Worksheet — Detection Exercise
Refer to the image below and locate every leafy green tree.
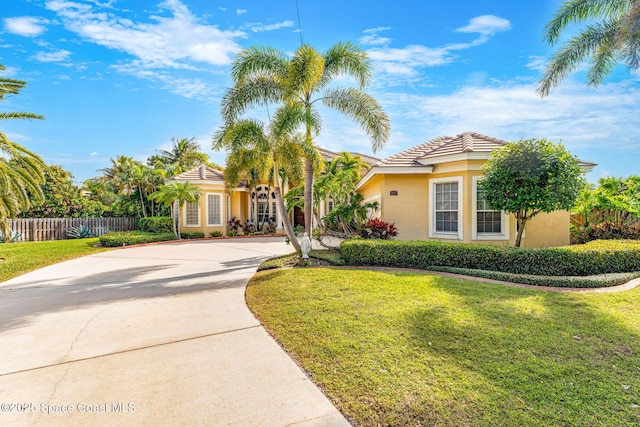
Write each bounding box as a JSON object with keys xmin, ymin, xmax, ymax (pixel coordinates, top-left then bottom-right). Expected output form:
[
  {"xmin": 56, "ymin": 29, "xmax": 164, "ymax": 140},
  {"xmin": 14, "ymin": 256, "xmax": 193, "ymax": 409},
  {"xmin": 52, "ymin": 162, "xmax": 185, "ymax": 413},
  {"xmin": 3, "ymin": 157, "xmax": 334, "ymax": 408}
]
[
  {"xmin": 538, "ymin": 0, "xmax": 640, "ymax": 96},
  {"xmin": 19, "ymin": 165, "xmax": 106, "ymax": 218},
  {"xmin": 480, "ymin": 138, "xmax": 583, "ymax": 247},
  {"xmin": 0, "ymin": 64, "xmax": 48, "ymax": 240},
  {"xmin": 213, "ymin": 119, "xmax": 304, "ymax": 253},
  {"xmin": 149, "ymin": 182, "xmax": 201, "ymax": 239},
  {"xmin": 221, "ymin": 42, "xmax": 390, "ymax": 238}
]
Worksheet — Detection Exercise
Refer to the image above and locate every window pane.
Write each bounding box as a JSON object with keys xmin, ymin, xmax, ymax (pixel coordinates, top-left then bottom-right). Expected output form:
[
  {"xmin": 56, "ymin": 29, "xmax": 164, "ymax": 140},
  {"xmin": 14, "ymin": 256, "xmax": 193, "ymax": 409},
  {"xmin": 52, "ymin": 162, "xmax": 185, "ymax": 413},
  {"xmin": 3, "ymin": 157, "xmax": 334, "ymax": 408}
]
[
  {"xmin": 185, "ymin": 202, "xmax": 199, "ymax": 225},
  {"xmin": 434, "ymin": 182, "xmax": 459, "ymax": 233},
  {"xmin": 208, "ymin": 194, "xmax": 221, "ymax": 225}
]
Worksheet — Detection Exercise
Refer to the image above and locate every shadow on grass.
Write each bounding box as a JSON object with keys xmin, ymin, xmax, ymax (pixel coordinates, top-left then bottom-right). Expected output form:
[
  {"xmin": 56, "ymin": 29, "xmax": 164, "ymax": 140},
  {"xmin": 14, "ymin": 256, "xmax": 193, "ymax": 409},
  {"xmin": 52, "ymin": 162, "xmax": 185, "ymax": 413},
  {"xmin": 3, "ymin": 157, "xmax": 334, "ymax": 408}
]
[{"xmin": 406, "ymin": 277, "xmax": 640, "ymax": 426}]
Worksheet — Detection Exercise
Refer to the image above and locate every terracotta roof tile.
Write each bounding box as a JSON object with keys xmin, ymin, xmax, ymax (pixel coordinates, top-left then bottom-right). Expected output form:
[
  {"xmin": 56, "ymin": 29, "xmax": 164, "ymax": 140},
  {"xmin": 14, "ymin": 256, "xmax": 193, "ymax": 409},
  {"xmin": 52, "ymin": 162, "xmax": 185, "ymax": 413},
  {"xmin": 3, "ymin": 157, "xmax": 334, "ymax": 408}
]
[
  {"xmin": 170, "ymin": 165, "xmax": 225, "ymax": 182},
  {"xmin": 379, "ymin": 132, "xmax": 510, "ymax": 167}
]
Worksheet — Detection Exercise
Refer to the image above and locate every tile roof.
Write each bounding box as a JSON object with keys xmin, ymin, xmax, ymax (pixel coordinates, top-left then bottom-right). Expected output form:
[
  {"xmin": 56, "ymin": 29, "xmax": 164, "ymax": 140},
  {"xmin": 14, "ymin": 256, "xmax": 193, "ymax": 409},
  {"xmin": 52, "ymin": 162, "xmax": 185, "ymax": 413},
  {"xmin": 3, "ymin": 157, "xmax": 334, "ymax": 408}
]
[
  {"xmin": 379, "ymin": 132, "xmax": 509, "ymax": 167},
  {"xmin": 170, "ymin": 165, "xmax": 225, "ymax": 182},
  {"xmin": 317, "ymin": 148, "xmax": 381, "ymax": 166}
]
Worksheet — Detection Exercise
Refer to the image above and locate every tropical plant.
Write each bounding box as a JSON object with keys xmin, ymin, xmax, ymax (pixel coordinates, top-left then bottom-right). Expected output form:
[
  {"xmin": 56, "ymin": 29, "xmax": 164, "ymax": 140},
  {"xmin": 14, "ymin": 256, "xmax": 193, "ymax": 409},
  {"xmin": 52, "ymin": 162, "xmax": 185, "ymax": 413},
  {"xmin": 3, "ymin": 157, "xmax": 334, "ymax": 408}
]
[
  {"xmin": 149, "ymin": 182, "xmax": 201, "ymax": 239},
  {"xmin": 480, "ymin": 138, "xmax": 583, "ymax": 247},
  {"xmin": 66, "ymin": 224, "xmax": 95, "ymax": 239},
  {"xmin": 0, "ymin": 229, "xmax": 21, "ymax": 243},
  {"xmin": 322, "ymin": 193, "xmax": 380, "ymax": 235},
  {"xmin": 227, "ymin": 216, "xmax": 242, "ymax": 236},
  {"xmin": 359, "ymin": 218, "xmax": 398, "ymax": 240},
  {"xmin": 149, "ymin": 137, "xmax": 214, "ymax": 174},
  {"xmin": 221, "ymin": 42, "xmax": 390, "ymax": 239},
  {"xmin": 0, "ymin": 63, "xmax": 48, "ymax": 241},
  {"xmin": 213, "ymin": 119, "xmax": 304, "ymax": 253},
  {"xmin": 538, "ymin": 0, "xmax": 640, "ymax": 96}
]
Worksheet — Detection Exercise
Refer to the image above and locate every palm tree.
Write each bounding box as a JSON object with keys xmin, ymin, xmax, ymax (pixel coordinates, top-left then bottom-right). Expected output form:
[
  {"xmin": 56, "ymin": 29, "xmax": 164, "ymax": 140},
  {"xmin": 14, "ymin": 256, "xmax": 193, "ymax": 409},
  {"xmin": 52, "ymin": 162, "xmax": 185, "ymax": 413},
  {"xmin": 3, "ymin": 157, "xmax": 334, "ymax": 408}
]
[
  {"xmin": 538, "ymin": 0, "xmax": 640, "ymax": 96},
  {"xmin": 149, "ymin": 182, "xmax": 201, "ymax": 239},
  {"xmin": 213, "ymin": 119, "xmax": 304, "ymax": 253},
  {"xmin": 152, "ymin": 137, "xmax": 211, "ymax": 174},
  {"xmin": 221, "ymin": 42, "xmax": 390, "ymax": 238},
  {"xmin": 0, "ymin": 64, "xmax": 47, "ymax": 241}
]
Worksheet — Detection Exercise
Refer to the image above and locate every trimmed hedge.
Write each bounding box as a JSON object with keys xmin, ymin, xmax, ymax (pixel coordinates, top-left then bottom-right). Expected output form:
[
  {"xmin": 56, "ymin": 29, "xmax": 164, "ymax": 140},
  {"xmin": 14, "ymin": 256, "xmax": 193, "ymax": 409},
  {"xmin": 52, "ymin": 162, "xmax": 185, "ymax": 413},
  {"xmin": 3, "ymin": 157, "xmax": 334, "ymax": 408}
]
[
  {"xmin": 99, "ymin": 231, "xmax": 175, "ymax": 247},
  {"xmin": 138, "ymin": 216, "xmax": 173, "ymax": 233},
  {"xmin": 340, "ymin": 239, "xmax": 640, "ymax": 276},
  {"xmin": 427, "ymin": 266, "xmax": 640, "ymax": 288},
  {"xmin": 180, "ymin": 232, "xmax": 205, "ymax": 239}
]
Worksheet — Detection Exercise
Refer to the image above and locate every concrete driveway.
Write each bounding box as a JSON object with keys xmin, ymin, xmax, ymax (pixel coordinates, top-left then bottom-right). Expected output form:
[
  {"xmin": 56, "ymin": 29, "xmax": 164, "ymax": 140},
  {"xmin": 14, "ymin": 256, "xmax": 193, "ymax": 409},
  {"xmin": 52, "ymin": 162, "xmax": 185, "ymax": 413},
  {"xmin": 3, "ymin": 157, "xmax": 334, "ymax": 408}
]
[{"xmin": 0, "ymin": 238, "xmax": 350, "ymax": 426}]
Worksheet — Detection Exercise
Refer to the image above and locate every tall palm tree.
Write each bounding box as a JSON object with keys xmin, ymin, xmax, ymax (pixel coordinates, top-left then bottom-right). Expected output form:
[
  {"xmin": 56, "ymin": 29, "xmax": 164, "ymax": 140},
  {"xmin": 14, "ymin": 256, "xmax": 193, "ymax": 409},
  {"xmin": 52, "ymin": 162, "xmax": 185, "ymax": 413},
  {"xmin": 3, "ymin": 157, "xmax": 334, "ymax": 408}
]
[
  {"xmin": 213, "ymin": 119, "xmax": 304, "ymax": 253},
  {"xmin": 221, "ymin": 42, "xmax": 390, "ymax": 237},
  {"xmin": 0, "ymin": 64, "xmax": 47, "ymax": 241},
  {"xmin": 149, "ymin": 182, "xmax": 201, "ymax": 239},
  {"xmin": 538, "ymin": 0, "xmax": 640, "ymax": 96}
]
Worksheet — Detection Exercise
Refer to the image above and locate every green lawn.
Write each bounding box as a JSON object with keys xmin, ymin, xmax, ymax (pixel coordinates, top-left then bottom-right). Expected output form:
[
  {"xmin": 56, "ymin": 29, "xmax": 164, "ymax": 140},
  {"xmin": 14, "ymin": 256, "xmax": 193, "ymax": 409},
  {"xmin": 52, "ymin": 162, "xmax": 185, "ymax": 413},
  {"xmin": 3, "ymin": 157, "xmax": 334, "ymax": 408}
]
[
  {"xmin": 247, "ymin": 268, "xmax": 640, "ymax": 426},
  {"xmin": 0, "ymin": 238, "xmax": 112, "ymax": 283}
]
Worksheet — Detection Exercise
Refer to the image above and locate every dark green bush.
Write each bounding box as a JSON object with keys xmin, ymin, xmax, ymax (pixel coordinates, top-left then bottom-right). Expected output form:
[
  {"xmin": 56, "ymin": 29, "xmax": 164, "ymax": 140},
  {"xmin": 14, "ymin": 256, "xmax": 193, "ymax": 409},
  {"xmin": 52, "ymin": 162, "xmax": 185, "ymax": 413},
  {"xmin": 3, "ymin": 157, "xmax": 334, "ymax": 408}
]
[
  {"xmin": 572, "ymin": 221, "xmax": 640, "ymax": 244},
  {"xmin": 340, "ymin": 239, "xmax": 640, "ymax": 276},
  {"xmin": 138, "ymin": 216, "xmax": 173, "ymax": 233},
  {"xmin": 179, "ymin": 232, "xmax": 205, "ymax": 239},
  {"xmin": 99, "ymin": 231, "xmax": 175, "ymax": 247}
]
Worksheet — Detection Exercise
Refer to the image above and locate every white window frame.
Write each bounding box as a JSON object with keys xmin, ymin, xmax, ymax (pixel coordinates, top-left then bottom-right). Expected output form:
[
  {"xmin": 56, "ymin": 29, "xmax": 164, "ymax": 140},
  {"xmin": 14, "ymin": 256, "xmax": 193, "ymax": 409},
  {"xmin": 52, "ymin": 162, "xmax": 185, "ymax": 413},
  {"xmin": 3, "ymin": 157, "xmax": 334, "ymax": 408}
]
[
  {"xmin": 429, "ymin": 177, "xmax": 463, "ymax": 240},
  {"xmin": 472, "ymin": 176, "xmax": 509, "ymax": 241},
  {"xmin": 206, "ymin": 192, "xmax": 223, "ymax": 226},
  {"xmin": 183, "ymin": 201, "xmax": 200, "ymax": 227}
]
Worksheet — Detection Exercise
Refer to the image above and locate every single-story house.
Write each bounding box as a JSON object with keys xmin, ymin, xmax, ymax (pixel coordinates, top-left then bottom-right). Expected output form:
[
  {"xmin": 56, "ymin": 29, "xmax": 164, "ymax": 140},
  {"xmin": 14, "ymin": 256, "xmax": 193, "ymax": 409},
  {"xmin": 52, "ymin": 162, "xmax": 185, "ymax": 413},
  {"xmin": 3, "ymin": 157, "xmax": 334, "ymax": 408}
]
[{"xmin": 170, "ymin": 132, "xmax": 595, "ymax": 247}]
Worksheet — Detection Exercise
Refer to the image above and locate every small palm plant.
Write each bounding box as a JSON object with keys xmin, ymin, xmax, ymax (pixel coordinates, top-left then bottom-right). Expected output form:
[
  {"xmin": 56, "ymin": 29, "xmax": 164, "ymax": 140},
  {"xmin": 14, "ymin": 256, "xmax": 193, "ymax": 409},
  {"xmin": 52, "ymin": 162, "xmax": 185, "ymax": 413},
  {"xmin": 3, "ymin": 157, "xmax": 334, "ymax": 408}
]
[{"xmin": 149, "ymin": 182, "xmax": 201, "ymax": 239}]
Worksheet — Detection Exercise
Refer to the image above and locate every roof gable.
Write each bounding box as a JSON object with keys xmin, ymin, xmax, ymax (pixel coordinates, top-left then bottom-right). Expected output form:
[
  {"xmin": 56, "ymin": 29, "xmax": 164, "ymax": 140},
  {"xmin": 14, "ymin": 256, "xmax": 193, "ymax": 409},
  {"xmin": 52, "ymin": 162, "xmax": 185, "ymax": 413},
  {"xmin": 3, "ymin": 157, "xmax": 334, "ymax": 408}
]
[
  {"xmin": 170, "ymin": 165, "xmax": 225, "ymax": 182},
  {"xmin": 379, "ymin": 132, "xmax": 509, "ymax": 167}
]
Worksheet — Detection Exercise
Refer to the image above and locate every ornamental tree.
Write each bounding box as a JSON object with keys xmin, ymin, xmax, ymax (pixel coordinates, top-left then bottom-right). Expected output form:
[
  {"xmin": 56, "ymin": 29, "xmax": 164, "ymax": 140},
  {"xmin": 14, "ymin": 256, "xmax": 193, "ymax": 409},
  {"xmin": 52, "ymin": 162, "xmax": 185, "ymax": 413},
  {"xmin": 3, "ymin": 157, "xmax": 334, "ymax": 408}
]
[{"xmin": 480, "ymin": 138, "xmax": 583, "ymax": 247}]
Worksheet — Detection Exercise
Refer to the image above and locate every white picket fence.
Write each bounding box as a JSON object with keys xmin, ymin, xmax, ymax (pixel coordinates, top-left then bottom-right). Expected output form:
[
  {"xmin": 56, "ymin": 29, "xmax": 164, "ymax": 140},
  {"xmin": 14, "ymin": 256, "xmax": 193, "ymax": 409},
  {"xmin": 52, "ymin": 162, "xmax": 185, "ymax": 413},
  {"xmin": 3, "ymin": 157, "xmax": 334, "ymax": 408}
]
[{"xmin": 9, "ymin": 217, "xmax": 137, "ymax": 242}]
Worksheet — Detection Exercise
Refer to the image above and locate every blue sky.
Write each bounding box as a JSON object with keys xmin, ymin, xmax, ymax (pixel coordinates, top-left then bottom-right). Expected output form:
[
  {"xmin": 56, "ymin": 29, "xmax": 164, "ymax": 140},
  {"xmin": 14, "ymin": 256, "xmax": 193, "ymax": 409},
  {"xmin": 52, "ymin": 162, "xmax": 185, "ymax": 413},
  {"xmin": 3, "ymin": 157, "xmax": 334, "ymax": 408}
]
[{"xmin": 1, "ymin": 0, "xmax": 639, "ymax": 184}]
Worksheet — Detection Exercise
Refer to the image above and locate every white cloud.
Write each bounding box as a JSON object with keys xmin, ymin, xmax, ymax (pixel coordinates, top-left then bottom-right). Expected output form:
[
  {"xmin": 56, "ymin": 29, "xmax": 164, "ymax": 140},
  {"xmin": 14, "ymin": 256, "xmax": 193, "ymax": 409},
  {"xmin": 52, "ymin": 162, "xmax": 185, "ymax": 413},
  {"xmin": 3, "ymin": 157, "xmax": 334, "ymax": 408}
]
[
  {"xmin": 526, "ymin": 55, "xmax": 547, "ymax": 71},
  {"xmin": 31, "ymin": 49, "xmax": 71, "ymax": 62},
  {"xmin": 455, "ymin": 15, "xmax": 511, "ymax": 35},
  {"xmin": 45, "ymin": 0, "xmax": 244, "ymax": 70},
  {"xmin": 365, "ymin": 15, "xmax": 511, "ymax": 79},
  {"xmin": 236, "ymin": 9, "xmax": 247, "ymax": 15},
  {"xmin": 359, "ymin": 27, "xmax": 392, "ymax": 46},
  {"xmin": 243, "ymin": 20, "xmax": 295, "ymax": 33},
  {"xmin": 374, "ymin": 79, "xmax": 640, "ymax": 160},
  {"xmin": 3, "ymin": 16, "xmax": 50, "ymax": 37}
]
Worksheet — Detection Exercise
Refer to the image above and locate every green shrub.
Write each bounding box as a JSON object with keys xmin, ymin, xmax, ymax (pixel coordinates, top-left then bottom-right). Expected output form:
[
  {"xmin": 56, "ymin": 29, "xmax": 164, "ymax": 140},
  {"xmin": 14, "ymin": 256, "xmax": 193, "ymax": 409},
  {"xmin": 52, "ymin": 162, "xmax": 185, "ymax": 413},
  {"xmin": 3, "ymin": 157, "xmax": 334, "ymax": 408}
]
[
  {"xmin": 427, "ymin": 266, "xmax": 640, "ymax": 288},
  {"xmin": 572, "ymin": 221, "xmax": 640, "ymax": 244},
  {"xmin": 99, "ymin": 231, "xmax": 175, "ymax": 247},
  {"xmin": 209, "ymin": 231, "xmax": 223, "ymax": 238},
  {"xmin": 179, "ymin": 231, "xmax": 205, "ymax": 239},
  {"xmin": 340, "ymin": 239, "xmax": 640, "ymax": 276},
  {"xmin": 138, "ymin": 216, "xmax": 173, "ymax": 233}
]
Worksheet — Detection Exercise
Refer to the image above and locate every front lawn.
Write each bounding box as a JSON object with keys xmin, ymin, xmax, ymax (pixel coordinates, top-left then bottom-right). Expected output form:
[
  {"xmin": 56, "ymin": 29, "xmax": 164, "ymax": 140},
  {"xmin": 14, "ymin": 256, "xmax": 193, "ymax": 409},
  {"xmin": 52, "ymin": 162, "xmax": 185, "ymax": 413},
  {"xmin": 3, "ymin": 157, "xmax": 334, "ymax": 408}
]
[
  {"xmin": 247, "ymin": 268, "xmax": 640, "ymax": 426},
  {"xmin": 0, "ymin": 238, "xmax": 111, "ymax": 283}
]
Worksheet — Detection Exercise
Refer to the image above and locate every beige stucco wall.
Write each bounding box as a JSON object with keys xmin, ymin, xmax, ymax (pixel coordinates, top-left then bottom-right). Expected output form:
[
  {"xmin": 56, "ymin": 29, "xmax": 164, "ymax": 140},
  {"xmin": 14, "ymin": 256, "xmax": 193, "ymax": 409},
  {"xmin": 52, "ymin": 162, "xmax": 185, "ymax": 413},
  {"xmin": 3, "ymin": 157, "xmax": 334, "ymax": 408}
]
[
  {"xmin": 357, "ymin": 160, "xmax": 571, "ymax": 247},
  {"xmin": 519, "ymin": 210, "xmax": 570, "ymax": 248},
  {"xmin": 180, "ymin": 183, "xmax": 227, "ymax": 236}
]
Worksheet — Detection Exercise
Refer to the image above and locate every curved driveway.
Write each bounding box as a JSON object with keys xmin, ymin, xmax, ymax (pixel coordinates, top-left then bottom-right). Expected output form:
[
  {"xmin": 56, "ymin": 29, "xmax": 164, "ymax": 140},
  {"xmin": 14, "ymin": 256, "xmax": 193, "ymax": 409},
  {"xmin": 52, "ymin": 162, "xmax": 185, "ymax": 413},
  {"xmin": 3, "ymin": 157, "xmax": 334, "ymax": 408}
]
[{"xmin": 0, "ymin": 238, "xmax": 349, "ymax": 426}]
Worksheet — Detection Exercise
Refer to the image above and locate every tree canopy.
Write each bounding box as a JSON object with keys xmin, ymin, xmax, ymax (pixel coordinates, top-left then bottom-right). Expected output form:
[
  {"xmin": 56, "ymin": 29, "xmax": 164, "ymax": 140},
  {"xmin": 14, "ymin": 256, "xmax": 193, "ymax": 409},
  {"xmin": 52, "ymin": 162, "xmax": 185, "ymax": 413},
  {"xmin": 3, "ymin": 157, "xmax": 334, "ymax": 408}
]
[{"xmin": 480, "ymin": 138, "xmax": 583, "ymax": 247}]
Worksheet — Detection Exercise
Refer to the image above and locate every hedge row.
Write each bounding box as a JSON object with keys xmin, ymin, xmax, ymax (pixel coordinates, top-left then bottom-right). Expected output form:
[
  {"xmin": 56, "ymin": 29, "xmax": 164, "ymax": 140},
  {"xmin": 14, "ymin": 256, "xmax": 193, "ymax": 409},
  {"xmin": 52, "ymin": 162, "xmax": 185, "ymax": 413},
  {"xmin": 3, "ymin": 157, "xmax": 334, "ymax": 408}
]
[
  {"xmin": 340, "ymin": 240, "xmax": 640, "ymax": 276},
  {"xmin": 138, "ymin": 216, "xmax": 173, "ymax": 233},
  {"xmin": 426, "ymin": 266, "xmax": 640, "ymax": 288},
  {"xmin": 99, "ymin": 231, "xmax": 206, "ymax": 247},
  {"xmin": 99, "ymin": 231, "xmax": 175, "ymax": 247}
]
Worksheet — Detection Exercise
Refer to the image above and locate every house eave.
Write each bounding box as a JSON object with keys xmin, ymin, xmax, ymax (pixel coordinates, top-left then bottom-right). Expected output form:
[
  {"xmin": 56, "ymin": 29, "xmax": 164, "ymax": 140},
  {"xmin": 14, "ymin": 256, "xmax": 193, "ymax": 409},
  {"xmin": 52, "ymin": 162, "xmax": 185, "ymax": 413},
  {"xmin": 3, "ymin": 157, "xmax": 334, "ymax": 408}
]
[{"xmin": 356, "ymin": 165, "xmax": 434, "ymax": 190}]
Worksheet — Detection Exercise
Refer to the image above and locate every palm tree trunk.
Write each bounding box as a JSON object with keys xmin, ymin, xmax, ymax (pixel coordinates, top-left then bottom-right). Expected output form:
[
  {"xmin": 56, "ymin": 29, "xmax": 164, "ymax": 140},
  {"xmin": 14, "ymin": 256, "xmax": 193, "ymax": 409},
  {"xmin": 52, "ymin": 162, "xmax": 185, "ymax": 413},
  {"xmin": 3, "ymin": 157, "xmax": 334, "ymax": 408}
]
[
  {"xmin": 138, "ymin": 189, "xmax": 148, "ymax": 218},
  {"xmin": 172, "ymin": 201, "xmax": 179, "ymax": 239},
  {"xmin": 275, "ymin": 186, "xmax": 302, "ymax": 254},
  {"xmin": 304, "ymin": 156, "xmax": 314, "ymax": 238}
]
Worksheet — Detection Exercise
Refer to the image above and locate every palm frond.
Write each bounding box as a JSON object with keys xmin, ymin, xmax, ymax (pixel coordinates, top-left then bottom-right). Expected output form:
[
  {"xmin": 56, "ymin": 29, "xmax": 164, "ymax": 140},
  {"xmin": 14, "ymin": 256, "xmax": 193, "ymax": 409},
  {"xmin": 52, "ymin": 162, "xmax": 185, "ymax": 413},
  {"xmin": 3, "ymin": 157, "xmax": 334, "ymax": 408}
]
[
  {"xmin": 220, "ymin": 75, "xmax": 284, "ymax": 122},
  {"xmin": 286, "ymin": 45, "xmax": 325, "ymax": 100},
  {"xmin": 538, "ymin": 18, "xmax": 621, "ymax": 96},
  {"xmin": 322, "ymin": 87, "xmax": 390, "ymax": 153},
  {"xmin": 231, "ymin": 46, "xmax": 288, "ymax": 84},
  {"xmin": 544, "ymin": 0, "xmax": 629, "ymax": 44},
  {"xmin": 321, "ymin": 41, "xmax": 371, "ymax": 88}
]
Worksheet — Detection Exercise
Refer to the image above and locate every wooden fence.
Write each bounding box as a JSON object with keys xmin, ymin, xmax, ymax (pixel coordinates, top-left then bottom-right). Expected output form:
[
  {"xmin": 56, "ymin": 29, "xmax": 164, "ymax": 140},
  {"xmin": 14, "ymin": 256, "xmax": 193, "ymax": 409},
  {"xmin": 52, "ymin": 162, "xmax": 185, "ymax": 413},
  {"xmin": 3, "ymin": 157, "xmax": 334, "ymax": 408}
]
[{"xmin": 9, "ymin": 217, "xmax": 137, "ymax": 242}]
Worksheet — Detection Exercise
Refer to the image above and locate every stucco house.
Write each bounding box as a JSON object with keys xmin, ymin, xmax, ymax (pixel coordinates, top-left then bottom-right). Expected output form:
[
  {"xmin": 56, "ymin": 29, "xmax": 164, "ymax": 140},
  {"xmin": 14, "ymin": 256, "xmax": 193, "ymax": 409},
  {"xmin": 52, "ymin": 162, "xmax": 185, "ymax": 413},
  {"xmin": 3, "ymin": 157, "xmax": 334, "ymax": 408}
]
[{"xmin": 171, "ymin": 132, "xmax": 595, "ymax": 247}]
